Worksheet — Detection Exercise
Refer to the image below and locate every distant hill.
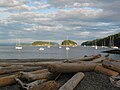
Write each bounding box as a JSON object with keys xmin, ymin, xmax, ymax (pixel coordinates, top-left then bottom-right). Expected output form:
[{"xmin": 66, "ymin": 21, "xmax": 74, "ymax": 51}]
[
  {"xmin": 81, "ymin": 32, "xmax": 120, "ymax": 47},
  {"xmin": 32, "ymin": 41, "xmax": 57, "ymax": 46},
  {"xmin": 61, "ymin": 40, "xmax": 77, "ymax": 46}
]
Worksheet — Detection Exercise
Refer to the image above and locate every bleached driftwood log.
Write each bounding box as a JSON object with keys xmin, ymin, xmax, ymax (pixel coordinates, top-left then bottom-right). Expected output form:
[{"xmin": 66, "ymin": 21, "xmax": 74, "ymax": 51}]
[
  {"xmin": 110, "ymin": 76, "xmax": 120, "ymax": 87},
  {"xmin": 18, "ymin": 71, "xmax": 53, "ymax": 81},
  {"xmin": 102, "ymin": 60, "xmax": 120, "ymax": 72},
  {"xmin": 94, "ymin": 65, "xmax": 119, "ymax": 76},
  {"xmin": 48, "ymin": 62, "xmax": 97, "ymax": 73},
  {"xmin": 15, "ymin": 77, "xmax": 47, "ymax": 90},
  {"xmin": 59, "ymin": 72, "xmax": 85, "ymax": 90},
  {"xmin": 29, "ymin": 81, "xmax": 60, "ymax": 90}
]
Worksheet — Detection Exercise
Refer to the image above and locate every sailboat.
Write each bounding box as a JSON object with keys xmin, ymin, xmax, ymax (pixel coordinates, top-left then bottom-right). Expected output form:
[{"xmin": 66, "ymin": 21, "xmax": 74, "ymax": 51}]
[
  {"xmin": 15, "ymin": 39, "xmax": 22, "ymax": 50},
  {"xmin": 59, "ymin": 45, "xmax": 62, "ymax": 48},
  {"xmin": 47, "ymin": 40, "xmax": 51, "ymax": 48},
  {"xmin": 110, "ymin": 36, "xmax": 118, "ymax": 49},
  {"xmin": 39, "ymin": 47, "xmax": 44, "ymax": 51},
  {"xmin": 95, "ymin": 40, "xmax": 98, "ymax": 49},
  {"xmin": 65, "ymin": 37, "xmax": 70, "ymax": 50},
  {"xmin": 102, "ymin": 40, "xmax": 108, "ymax": 48},
  {"xmin": 59, "ymin": 40, "xmax": 62, "ymax": 48}
]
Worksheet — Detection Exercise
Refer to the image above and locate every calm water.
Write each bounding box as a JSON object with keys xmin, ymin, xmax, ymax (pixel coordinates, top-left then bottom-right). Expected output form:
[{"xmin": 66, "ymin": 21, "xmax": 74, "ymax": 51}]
[{"xmin": 0, "ymin": 46, "xmax": 119, "ymax": 60}]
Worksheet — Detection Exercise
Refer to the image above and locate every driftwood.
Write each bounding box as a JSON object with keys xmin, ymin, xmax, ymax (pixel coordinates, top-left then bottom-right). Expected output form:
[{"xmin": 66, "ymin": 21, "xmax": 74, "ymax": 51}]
[
  {"xmin": 94, "ymin": 65, "xmax": 119, "ymax": 76},
  {"xmin": 0, "ymin": 75, "xmax": 16, "ymax": 87},
  {"xmin": 102, "ymin": 60, "xmax": 120, "ymax": 72},
  {"xmin": 59, "ymin": 72, "xmax": 85, "ymax": 90},
  {"xmin": 29, "ymin": 81, "xmax": 60, "ymax": 90},
  {"xmin": 0, "ymin": 61, "xmax": 62, "ymax": 68},
  {"xmin": 0, "ymin": 67, "xmax": 42, "ymax": 75},
  {"xmin": 110, "ymin": 76, "xmax": 120, "ymax": 87},
  {"xmin": 48, "ymin": 62, "xmax": 97, "ymax": 73},
  {"xmin": 66, "ymin": 54, "xmax": 101, "ymax": 63},
  {"xmin": 15, "ymin": 77, "xmax": 47, "ymax": 90},
  {"xmin": 17, "ymin": 71, "xmax": 53, "ymax": 81},
  {"xmin": 90, "ymin": 56, "xmax": 108, "ymax": 63}
]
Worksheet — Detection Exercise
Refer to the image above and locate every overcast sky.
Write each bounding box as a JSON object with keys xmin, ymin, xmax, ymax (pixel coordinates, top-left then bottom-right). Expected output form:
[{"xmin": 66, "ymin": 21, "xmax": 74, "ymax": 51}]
[{"xmin": 0, "ymin": 0, "xmax": 120, "ymax": 44}]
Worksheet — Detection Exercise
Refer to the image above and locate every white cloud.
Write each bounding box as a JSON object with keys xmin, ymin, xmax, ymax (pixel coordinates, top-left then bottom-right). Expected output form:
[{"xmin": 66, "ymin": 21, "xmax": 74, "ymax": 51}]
[
  {"xmin": 0, "ymin": 0, "xmax": 120, "ymax": 42},
  {"xmin": 74, "ymin": 31, "xmax": 90, "ymax": 37}
]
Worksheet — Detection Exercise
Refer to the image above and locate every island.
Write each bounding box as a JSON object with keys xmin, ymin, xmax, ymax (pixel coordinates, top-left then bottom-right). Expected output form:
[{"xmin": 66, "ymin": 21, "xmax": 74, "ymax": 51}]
[
  {"xmin": 61, "ymin": 40, "xmax": 77, "ymax": 46},
  {"xmin": 32, "ymin": 41, "xmax": 57, "ymax": 46}
]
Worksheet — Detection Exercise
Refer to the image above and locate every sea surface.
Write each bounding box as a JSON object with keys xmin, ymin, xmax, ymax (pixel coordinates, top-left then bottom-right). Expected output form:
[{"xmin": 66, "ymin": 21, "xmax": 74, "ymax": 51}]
[{"xmin": 0, "ymin": 46, "xmax": 119, "ymax": 60}]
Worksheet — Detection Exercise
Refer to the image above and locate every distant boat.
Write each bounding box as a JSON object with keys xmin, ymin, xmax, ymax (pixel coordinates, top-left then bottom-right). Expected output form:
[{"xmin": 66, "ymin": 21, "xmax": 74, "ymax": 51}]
[
  {"xmin": 15, "ymin": 39, "xmax": 22, "ymax": 50},
  {"xmin": 92, "ymin": 45, "xmax": 95, "ymax": 47},
  {"xmin": 95, "ymin": 40, "xmax": 98, "ymax": 49},
  {"xmin": 101, "ymin": 40, "xmax": 108, "ymax": 48},
  {"xmin": 47, "ymin": 45, "xmax": 50, "ymax": 48},
  {"xmin": 59, "ymin": 46, "xmax": 62, "ymax": 48},
  {"xmin": 39, "ymin": 47, "xmax": 44, "ymax": 51},
  {"xmin": 111, "ymin": 46, "xmax": 118, "ymax": 49},
  {"xmin": 66, "ymin": 47, "xmax": 70, "ymax": 50},
  {"xmin": 83, "ymin": 45, "xmax": 86, "ymax": 47},
  {"xmin": 91, "ymin": 40, "xmax": 98, "ymax": 49},
  {"xmin": 47, "ymin": 40, "xmax": 51, "ymax": 48},
  {"xmin": 110, "ymin": 36, "xmax": 118, "ymax": 49},
  {"xmin": 65, "ymin": 36, "xmax": 70, "ymax": 50},
  {"xmin": 95, "ymin": 45, "xmax": 98, "ymax": 49}
]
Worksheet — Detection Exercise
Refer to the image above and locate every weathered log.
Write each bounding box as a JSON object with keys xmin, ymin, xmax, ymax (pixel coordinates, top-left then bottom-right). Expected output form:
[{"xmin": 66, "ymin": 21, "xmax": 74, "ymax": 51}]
[
  {"xmin": 48, "ymin": 62, "xmax": 97, "ymax": 73},
  {"xmin": 0, "ymin": 61, "xmax": 62, "ymax": 67},
  {"xmin": 102, "ymin": 60, "xmax": 120, "ymax": 72},
  {"xmin": 94, "ymin": 65, "xmax": 119, "ymax": 76},
  {"xmin": 0, "ymin": 66, "xmax": 42, "ymax": 75},
  {"xmin": 18, "ymin": 71, "xmax": 53, "ymax": 81},
  {"xmin": 90, "ymin": 56, "xmax": 107, "ymax": 63},
  {"xmin": 110, "ymin": 76, "xmax": 120, "ymax": 87},
  {"xmin": 15, "ymin": 77, "xmax": 47, "ymax": 90},
  {"xmin": 0, "ymin": 75, "xmax": 16, "ymax": 87},
  {"xmin": 59, "ymin": 72, "xmax": 85, "ymax": 90},
  {"xmin": 29, "ymin": 81, "xmax": 60, "ymax": 90},
  {"xmin": 66, "ymin": 54, "xmax": 101, "ymax": 63}
]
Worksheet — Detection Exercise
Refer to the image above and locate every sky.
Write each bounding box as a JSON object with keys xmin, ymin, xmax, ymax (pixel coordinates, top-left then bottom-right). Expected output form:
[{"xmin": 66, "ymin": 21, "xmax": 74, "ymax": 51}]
[{"xmin": 0, "ymin": 0, "xmax": 120, "ymax": 44}]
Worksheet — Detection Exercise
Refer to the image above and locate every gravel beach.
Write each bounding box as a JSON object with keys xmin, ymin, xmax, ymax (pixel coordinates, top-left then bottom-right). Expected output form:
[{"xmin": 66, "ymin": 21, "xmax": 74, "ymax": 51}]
[{"xmin": 0, "ymin": 72, "xmax": 120, "ymax": 90}]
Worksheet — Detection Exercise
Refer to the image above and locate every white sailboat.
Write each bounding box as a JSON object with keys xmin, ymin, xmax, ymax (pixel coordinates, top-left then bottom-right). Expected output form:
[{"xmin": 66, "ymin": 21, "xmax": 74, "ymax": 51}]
[
  {"xmin": 95, "ymin": 40, "xmax": 98, "ymax": 49},
  {"xmin": 110, "ymin": 36, "xmax": 118, "ymax": 49},
  {"xmin": 66, "ymin": 47, "xmax": 70, "ymax": 50},
  {"xmin": 59, "ymin": 46, "xmax": 62, "ymax": 48},
  {"xmin": 59, "ymin": 40, "xmax": 62, "ymax": 48},
  {"xmin": 39, "ymin": 47, "xmax": 44, "ymax": 51},
  {"xmin": 65, "ymin": 37, "xmax": 70, "ymax": 50},
  {"xmin": 102, "ymin": 40, "xmax": 108, "ymax": 48},
  {"xmin": 47, "ymin": 40, "xmax": 51, "ymax": 48},
  {"xmin": 15, "ymin": 39, "xmax": 22, "ymax": 50}
]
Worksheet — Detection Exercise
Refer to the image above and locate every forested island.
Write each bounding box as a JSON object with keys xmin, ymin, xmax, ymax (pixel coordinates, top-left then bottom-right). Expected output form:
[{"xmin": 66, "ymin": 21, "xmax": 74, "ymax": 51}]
[
  {"xmin": 81, "ymin": 32, "xmax": 120, "ymax": 47},
  {"xmin": 32, "ymin": 41, "xmax": 57, "ymax": 46},
  {"xmin": 61, "ymin": 40, "xmax": 77, "ymax": 46},
  {"xmin": 32, "ymin": 40, "xmax": 77, "ymax": 46}
]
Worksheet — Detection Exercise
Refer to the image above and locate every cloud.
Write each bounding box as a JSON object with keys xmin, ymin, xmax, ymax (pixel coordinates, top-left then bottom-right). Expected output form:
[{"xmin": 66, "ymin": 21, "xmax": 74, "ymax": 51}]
[{"xmin": 0, "ymin": 0, "xmax": 120, "ymax": 43}]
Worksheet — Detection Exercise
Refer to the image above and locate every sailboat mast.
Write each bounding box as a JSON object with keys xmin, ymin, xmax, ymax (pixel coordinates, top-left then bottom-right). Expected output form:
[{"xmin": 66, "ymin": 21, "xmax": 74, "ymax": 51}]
[{"xmin": 19, "ymin": 39, "xmax": 20, "ymax": 46}]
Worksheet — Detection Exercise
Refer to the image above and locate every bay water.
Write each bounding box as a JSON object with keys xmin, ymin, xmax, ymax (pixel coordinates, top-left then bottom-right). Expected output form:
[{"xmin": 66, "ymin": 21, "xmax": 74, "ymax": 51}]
[{"xmin": 0, "ymin": 46, "xmax": 119, "ymax": 60}]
